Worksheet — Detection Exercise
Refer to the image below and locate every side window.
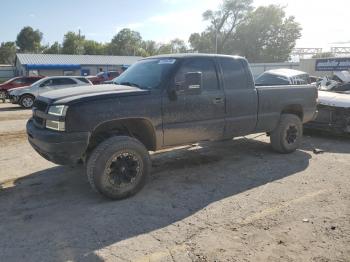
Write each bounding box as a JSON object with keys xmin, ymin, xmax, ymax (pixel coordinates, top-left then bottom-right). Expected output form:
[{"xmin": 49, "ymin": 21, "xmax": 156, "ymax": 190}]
[
  {"xmin": 77, "ymin": 77, "xmax": 90, "ymax": 84},
  {"xmin": 220, "ymin": 58, "xmax": 247, "ymax": 90},
  {"xmin": 40, "ymin": 79, "xmax": 53, "ymax": 87},
  {"xmin": 61, "ymin": 78, "xmax": 77, "ymax": 85},
  {"xmin": 52, "ymin": 78, "xmax": 77, "ymax": 85},
  {"xmin": 27, "ymin": 78, "xmax": 37, "ymax": 84},
  {"xmin": 175, "ymin": 58, "xmax": 219, "ymax": 91}
]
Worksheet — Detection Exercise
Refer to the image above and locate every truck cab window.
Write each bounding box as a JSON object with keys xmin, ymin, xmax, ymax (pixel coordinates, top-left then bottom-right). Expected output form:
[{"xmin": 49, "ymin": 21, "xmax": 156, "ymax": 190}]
[
  {"xmin": 220, "ymin": 58, "xmax": 248, "ymax": 89},
  {"xmin": 175, "ymin": 58, "xmax": 219, "ymax": 91}
]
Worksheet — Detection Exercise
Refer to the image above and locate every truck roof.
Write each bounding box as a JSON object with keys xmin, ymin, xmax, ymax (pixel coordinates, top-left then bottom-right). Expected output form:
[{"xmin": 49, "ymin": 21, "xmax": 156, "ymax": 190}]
[{"xmin": 146, "ymin": 53, "xmax": 246, "ymax": 61}]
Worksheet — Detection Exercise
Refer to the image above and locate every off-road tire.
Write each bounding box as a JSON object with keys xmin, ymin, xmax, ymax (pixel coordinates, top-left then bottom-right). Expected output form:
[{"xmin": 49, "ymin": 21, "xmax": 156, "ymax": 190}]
[
  {"xmin": 86, "ymin": 136, "xmax": 151, "ymax": 200},
  {"xmin": 270, "ymin": 114, "xmax": 303, "ymax": 154},
  {"xmin": 19, "ymin": 94, "xmax": 35, "ymax": 109}
]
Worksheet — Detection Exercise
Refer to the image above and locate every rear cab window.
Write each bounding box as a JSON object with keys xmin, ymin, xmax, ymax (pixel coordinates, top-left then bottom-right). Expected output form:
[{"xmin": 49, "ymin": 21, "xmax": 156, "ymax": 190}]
[{"xmin": 219, "ymin": 57, "xmax": 248, "ymax": 90}]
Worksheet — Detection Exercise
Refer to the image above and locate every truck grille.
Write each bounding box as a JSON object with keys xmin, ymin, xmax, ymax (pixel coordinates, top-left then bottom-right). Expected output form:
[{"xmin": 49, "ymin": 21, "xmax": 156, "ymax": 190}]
[
  {"xmin": 33, "ymin": 100, "xmax": 48, "ymax": 112},
  {"xmin": 32, "ymin": 99, "xmax": 48, "ymax": 128}
]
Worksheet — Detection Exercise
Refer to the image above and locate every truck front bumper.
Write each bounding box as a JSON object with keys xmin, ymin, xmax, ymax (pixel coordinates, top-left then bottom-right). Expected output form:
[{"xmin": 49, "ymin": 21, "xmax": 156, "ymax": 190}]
[{"xmin": 26, "ymin": 119, "xmax": 90, "ymax": 165}]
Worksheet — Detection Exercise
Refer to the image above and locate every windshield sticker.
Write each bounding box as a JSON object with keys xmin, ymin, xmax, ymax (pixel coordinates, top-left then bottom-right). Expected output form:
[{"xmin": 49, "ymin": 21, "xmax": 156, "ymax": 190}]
[{"xmin": 158, "ymin": 59, "xmax": 176, "ymax": 64}]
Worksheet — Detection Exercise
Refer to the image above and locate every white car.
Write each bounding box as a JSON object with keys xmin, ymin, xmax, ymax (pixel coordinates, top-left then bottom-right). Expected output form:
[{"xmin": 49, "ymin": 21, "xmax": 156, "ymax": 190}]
[
  {"xmin": 255, "ymin": 68, "xmax": 310, "ymax": 86},
  {"xmin": 305, "ymin": 91, "xmax": 350, "ymax": 134},
  {"xmin": 8, "ymin": 76, "xmax": 92, "ymax": 108}
]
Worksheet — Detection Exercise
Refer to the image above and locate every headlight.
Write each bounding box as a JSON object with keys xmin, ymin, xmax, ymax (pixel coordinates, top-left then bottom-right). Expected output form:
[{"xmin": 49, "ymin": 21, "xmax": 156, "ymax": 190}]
[
  {"xmin": 48, "ymin": 105, "xmax": 68, "ymax": 116},
  {"xmin": 46, "ymin": 105, "xmax": 68, "ymax": 131},
  {"xmin": 46, "ymin": 120, "xmax": 66, "ymax": 131}
]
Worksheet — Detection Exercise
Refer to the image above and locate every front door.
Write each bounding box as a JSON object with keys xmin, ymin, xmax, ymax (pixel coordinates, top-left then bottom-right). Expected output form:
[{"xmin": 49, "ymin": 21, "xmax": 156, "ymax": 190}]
[{"xmin": 162, "ymin": 57, "xmax": 225, "ymax": 146}]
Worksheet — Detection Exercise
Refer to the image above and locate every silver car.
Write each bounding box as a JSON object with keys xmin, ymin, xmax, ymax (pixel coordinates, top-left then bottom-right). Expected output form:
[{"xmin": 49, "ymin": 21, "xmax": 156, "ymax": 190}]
[{"xmin": 8, "ymin": 76, "xmax": 92, "ymax": 108}]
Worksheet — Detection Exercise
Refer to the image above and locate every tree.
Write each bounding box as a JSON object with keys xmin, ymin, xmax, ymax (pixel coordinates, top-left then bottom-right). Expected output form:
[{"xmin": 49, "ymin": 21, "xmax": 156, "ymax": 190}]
[
  {"xmin": 62, "ymin": 31, "xmax": 85, "ymax": 55},
  {"xmin": 0, "ymin": 42, "xmax": 16, "ymax": 64},
  {"xmin": 83, "ymin": 40, "xmax": 106, "ymax": 55},
  {"xmin": 202, "ymin": 0, "xmax": 253, "ymax": 53},
  {"xmin": 109, "ymin": 28, "xmax": 142, "ymax": 55},
  {"xmin": 233, "ymin": 5, "xmax": 302, "ymax": 62},
  {"xmin": 157, "ymin": 39, "xmax": 187, "ymax": 54},
  {"xmin": 43, "ymin": 42, "xmax": 61, "ymax": 54},
  {"xmin": 189, "ymin": 32, "xmax": 215, "ymax": 53},
  {"xmin": 141, "ymin": 40, "xmax": 158, "ymax": 56},
  {"xmin": 169, "ymin": 38, "xmax": 187, "ymax": 53},
  {"xmin": 16, "ymin": 26, "xmax": 43, "ymax": 53}
]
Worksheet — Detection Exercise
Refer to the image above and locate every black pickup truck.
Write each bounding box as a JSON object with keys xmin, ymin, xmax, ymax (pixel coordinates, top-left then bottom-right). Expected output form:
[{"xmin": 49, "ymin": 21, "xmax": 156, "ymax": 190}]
[{"xmin": 27, "ymin": 54, "xmax": 318, "ymax": 199}]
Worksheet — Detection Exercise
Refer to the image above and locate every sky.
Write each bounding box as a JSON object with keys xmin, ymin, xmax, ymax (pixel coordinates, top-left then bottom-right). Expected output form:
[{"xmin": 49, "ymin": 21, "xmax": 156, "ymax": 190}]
[{"xmin": 0, "ymin": 0, "xmax": 349, "ymax": 51}]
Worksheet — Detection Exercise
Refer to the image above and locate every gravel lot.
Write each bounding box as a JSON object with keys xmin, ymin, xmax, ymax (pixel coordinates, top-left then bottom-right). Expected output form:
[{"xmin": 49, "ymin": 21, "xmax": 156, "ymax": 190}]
[{"xmin": 0, "ymin": 102, "xmax": 349, "ymax": 262}]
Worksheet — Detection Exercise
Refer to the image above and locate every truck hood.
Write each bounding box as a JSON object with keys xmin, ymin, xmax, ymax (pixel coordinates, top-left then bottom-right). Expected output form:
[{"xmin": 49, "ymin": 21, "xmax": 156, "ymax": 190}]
[
  {"xmin": 38, "ymin": 84, "xmax": 150, "ymax": 104},
  {"xmin": 318, "ymin": 90, "xmax": 350, "ymax": 108}
]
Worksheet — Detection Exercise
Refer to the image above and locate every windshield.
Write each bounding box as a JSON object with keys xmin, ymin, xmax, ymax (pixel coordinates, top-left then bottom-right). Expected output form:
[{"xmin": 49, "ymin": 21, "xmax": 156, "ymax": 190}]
[
  {"xmin": 114, "ymin": 58, "xmax": 177, "ymax": 89},
  {"xmin": 31, "ymin": 77, "xmax": 47, "ymax": 87}
]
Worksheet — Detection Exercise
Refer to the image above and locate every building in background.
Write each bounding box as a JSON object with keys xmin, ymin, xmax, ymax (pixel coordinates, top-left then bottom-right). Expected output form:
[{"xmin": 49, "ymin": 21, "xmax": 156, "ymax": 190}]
[
  {"xmin": 300, "ymin": 57, "xmax": 350, "ymax": 77},
  {"xmin": 0, "ymin": 65, "xmax": 15, "ymax": 82},
  {"xmin": 15, "ymin": 54, "xmax": 142, "ymax": 77}
]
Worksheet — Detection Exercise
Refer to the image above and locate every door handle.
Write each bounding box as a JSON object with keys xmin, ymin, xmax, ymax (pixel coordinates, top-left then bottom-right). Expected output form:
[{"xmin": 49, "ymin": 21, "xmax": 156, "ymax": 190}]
[{"xmin": 213, "ymin": 97, "xmax": 224, "ymax": 104}]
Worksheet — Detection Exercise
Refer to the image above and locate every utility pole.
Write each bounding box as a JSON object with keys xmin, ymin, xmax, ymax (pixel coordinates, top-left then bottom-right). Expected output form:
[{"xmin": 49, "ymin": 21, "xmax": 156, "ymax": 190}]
[{"xmin": 215, "ymin": 29, "xmax": 218, "ymax": 54}]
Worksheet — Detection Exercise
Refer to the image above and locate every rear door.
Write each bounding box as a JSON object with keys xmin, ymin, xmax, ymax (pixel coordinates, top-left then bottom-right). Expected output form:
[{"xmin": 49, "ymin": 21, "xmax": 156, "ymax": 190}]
[
  {"xmin": 162, "ymin": 57, "xmax": 225, "ymax": 146},
  {"xmin": 218, "ymin": 57, "xmax": 258, "ymax": 137}
]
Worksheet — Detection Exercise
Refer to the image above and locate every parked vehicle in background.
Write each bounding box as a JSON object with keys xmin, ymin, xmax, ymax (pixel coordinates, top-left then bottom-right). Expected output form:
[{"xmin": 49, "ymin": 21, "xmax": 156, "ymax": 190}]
[
  {"xmin": 0, "ymin": 76, "xmax": 44, "ymax": 100},
  {"xmin": 87, "ymin": 71, "xmax": 121, "ymax": 85},
  {"xmin": 305, "ymin": 91, "xmax": 350, "ymax": 134},
  {"xmin": 255, "ymin": 69, "xmax": 350, "ymax": 134},
  {"xmin": 9, "ymin": 76, "xmax": 92, "ymax": 108},
  {"xmin": 255, "ymin": 69, "xmax": 310, "ymax": 86},
  {"xmin": 26, "ymin": 54, "xmax": 317, "ymax": 199},
  {"xmin": 317, "ymin": 71, "xmax": 350, "ymax": 93}
]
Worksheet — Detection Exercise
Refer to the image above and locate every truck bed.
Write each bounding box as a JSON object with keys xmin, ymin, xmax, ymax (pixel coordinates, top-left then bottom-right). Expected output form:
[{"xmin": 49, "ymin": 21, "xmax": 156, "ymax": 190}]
[{"xmin": 255, "ymin": 85, "xmax": 318, "ymax": 132}]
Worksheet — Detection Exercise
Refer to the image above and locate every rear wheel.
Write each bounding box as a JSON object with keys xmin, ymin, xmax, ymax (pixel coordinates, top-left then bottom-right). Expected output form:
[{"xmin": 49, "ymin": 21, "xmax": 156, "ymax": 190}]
[
  {"xmin": 270, "ymin": 114, "xmax": 303, "ymax": 153},
  {"xmin": 87, "ymin": 136, "xmax": 151, "ymax": 200},
  {"xmin": 20, "ymin": 94, "xmax": 35, "ymax": 108}
]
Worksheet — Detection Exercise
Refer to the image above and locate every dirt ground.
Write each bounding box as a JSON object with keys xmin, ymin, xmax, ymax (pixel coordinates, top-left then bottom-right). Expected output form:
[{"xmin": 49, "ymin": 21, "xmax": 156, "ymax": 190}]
[{"xmin": 0, "ymin": 102, "xmax": 349, "ymax": 262}]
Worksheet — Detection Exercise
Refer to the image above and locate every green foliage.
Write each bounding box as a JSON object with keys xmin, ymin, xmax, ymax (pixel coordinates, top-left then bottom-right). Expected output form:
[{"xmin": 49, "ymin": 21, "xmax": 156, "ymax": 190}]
[
  {"xmin": 189, "ymin": 32, "xmax": 215, "ymax": 53},
  {"xmin": 233, "ymin": 5, "xmax": 302, "ymax": 62},
  {"xmin": 141, "ymin": 40, "xmax": 158, "ymax": 56},
  {"xmin": 0, "ymin": 42, "xmax": 16, "ymax": 64},
  {"xmin": 83, "ymin": 40, "xmax": 107, "ymax": 55},
  {"xmin": 16, "ymin": 26, "xmax": 43, "ymax": 53},
  {"xmin": 109, "ymin": 28, "xmax": 142, "ymax": 56},
  {"xmin": 201, "ymin": 0, "xmax": 253, "ymax": 53},
  {"xmin": 190, "ymin": 2, "xmax": 302, "ymax": 62},
  {"xmin": 62, "ymin": 31, "xmax": 85, "ymax": 55},
  {"xmin": 43, "ymin": 42, "xmax": 61, "ymax": 54}
]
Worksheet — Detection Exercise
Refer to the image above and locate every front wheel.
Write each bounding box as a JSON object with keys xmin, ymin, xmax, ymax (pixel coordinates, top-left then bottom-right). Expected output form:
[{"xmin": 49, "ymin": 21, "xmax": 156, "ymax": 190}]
[
  {"xmin": 270, "ymin": 114, "xmax": 303, "ymax": 154},
  {"xmin": 87, "ymin": 136, "xmax": 151, "ymax": 200},
  {"xmin": 19, "ymin": 94, "xmax": 35, "ymax": 108}
]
